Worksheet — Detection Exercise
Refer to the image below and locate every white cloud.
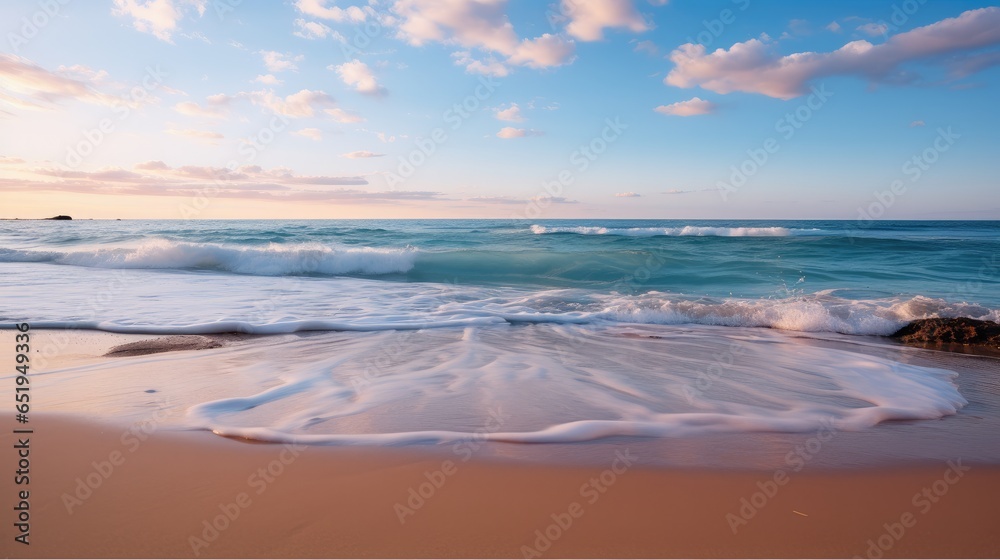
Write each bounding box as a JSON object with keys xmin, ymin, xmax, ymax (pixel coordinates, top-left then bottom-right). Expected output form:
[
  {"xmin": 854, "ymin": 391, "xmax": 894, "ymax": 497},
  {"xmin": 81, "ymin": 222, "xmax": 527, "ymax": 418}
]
[
  {"xmin": 0, "ymin": 55, "xmax": 125, "ymax": 110},
  {"xmin": 173, "ymin": 93, "xmax": 232, "ymax": 119},
  {"xmin": 325, "ymin": 107, "xmax": 365, "ymax": 123},
  {"xmin": 254, "ymin": 74, "xmax": 283, "ymax": 85},
  {"xmin": 654, "ymin": 96, "xmax": 716, "ymax": 116},
  {"xmin": 392, "ymin": 0, "xmax": 576, "ymax": 69},
  {"xmin": 259, "ymin": 50, "xmax": 304, "ymax": 73},
  {"xmin": 826, "ymin": 21, "xmax": 842, "ymax": 33},
  {"xmin": 244, "ymin": 89, "xmax": 333, "ymax": 117},
  {"xmin": 333, "ymin": 59, "xmax": 386, "ymax": 95},
  {"xmin": 341, "ymin": 150, "xmax": 386, "ymax": 158},
  {"xmin": 451, "ymin": 51, "xmax": 509, "ymax": 77},
  {"xmin": 562, "ymin": 0, "xmax": 649, "ymax": 41},
  {"xmin": 910, "ymin": 120, "xmax": 925, "ymax": 127},
  {"xmin": 495, "ymin": 103, "xmax": 524, "ymax": 122},
  {"xmin": 295, "ymin": 0, "xmax": 369, "ymax": 22},
  {"xmin": 615, "ymin": 192, "xmax": 640, "ymax": 197},
  {"xmin": 294, "ymin": 19, "xmax": 336, "ymax": 40},
  {"xmin": 509, "ymin": 34, "xmax": 576, "ymax": 69},
  {"xmin": 111, "ymin": 0, "xmax": 206, "ymax": 42},
  {"xmin": 165, "ymin": 128, "xmax": 223, "ymax": 142},
  {"xmin": 665, "ymin": 7, "xmax": 1000, "ymax": 99},
  {"xmin": 496, "ymin": 126, "xmax": 542, "ymax": 139},
  {"xmin": 294, "ymin": 128, "xmax": 324, "ymax": 141},
  {"xmin": 856, "ymin": 22, "xmax": 888, "ymax": 37}
]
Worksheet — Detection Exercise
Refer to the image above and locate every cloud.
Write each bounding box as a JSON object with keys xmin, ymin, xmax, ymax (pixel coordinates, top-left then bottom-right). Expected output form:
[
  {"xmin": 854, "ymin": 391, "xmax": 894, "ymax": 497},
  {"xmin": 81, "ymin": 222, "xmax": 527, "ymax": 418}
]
[
  {"xmin": 391, "ymin": 0, "xmax": 576, "ymax": 69},
  {"xmin": 826, "ymin": 21, "xmax": 842, "ymax": 33},
  {"xmin": 259, "ymin": 50, "xmax": 304, "ymax": 73},
  {"xmin": 294, "ymin": 128, "xmax": 324, "ymax": 141},
  {"xmin": 615, "ymin": 192, "xmax": 640, "ymax": 197},
  {"xmin": 173, "ymin": 93, "xmax": 232, "ymax": 118},
  {"xmin": 562, "ymin": 0, "xmax": 649, "ymax": 41},
  {"xmin": 341, "ymin": 150, "xmax": 386, "ymax": 158},
  {"xmin": 0, "ymin": 160, "xmax": 454, "ymax": 204},
  {"xmin": 633, "ymin": 39, "xmax": 658, "ymax": 56},
  {"xmin": 0, "ymin": 55, "xmax": 127, "ymax": 111},
  {"xmin": 654, "ymin": 96, "xmax": 716, "ymax": 116},
  {"xmin": 333, "ymin": 60, "xmax": 386, "ymax": 95},
  {"xmin": 496, "ymin": 126, "xmax": 542, "ymax": 139},
  {"xmin": 665, "ymin": 7, "xmax": 1000, "ymax": 99},
  {"xmin": 663, "ymin": 189, "xmax": 695, "ymax": 194},
  {"xmin": 469, "ymin": 195, "xmax": 577, "ymax": 205},
  {"xmin": 909, "ymin": 120, "xmax": 925, "ymax": 127},
  {"xmin": 254, "ymin": 74, "xmax": 283, "ymax": 85},
  {"xmin": 495, "ymin": 103, "xmax": 524, "ymax": 122},
  {"xmin": 451, "ymin": 51, "xmax": 509, "ymax": 77},
  {"xmin": 165, "ymin": 128, "xmax": 224, "ymax": 142},
  {"xmin": 111, "ymin": 0, "xmax": 206, "ymax": 42},
  {"xmin": 856, "ymin": 22, "xmax": 888, "ymax": 37},
  {"xmin": 295, "ymin": 0, "xmax": 369, "ymax": 22},
  {"xmin": 293, "ymin": 18, "xmax": 345, "ymax": 41},
  {"xmin": 325, "ymin": 107, "xmax": 365, "ymax": 123},
  {"xmin": 244, "ymin": 89, "xmax": 333, "ymax": 117},
  {"xmin": 508, "ymin": 34, "xmax": 576, "ymax": 68}
]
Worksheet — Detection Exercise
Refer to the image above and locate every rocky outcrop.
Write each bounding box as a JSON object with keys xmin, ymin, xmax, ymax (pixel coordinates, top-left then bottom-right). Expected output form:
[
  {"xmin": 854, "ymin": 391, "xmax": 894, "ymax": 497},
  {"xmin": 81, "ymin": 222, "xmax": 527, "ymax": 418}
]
[
  {"xmin": 891, "ymin": 318, "xmax": 1000, "ymax": 348},
  {"xmin": 46, "ymin": 215, "xmax": 72, "ymax": 220}
]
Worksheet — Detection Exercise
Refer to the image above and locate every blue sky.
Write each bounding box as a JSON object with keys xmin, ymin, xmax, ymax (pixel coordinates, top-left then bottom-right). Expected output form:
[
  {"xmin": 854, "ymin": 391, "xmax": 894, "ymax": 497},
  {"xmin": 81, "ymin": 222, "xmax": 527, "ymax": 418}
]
[{"xmin": 1, "ymin": 0, "xmax": 998, "ymax": 219}]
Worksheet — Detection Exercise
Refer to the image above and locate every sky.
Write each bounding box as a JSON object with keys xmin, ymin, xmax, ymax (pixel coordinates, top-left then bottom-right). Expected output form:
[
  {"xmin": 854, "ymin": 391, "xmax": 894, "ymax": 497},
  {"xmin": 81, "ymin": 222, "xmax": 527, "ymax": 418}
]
[{"xmin": 1, "ymin": 0, "xmax": 999, "ymax": 219}]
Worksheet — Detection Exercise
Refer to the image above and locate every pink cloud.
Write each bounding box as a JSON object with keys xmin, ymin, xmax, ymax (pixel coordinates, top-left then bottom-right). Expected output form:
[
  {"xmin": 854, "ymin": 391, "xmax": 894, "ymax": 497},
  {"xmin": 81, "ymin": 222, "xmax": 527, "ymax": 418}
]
[
  {"xmin": 666, "ymin": 7, "xmax": 1000, "ymax": 99},
  {"xmin": 654, "ymin": 97, "xmax": 716, "ymax": 116}
]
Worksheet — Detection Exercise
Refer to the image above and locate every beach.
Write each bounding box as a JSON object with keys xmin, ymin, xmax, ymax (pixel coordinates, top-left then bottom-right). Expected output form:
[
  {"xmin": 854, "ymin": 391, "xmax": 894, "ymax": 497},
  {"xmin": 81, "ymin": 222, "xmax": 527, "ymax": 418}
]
[
  {"xmin": 6, "ymin": 415, "xmax": 1000, "ymax": 558},
  {"xmin": 4, "ymin": 327, "xmax": 1000, "ymax": 557}
]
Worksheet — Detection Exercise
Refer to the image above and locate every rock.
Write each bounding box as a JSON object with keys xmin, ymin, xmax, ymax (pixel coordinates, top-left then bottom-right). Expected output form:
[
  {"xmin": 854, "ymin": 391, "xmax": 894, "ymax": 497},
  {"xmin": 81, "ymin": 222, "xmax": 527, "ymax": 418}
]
[
  {"xmin": 891, "ymin": 318, "xmax": 1000, "ymax": 347},
  {"xmin": 46, "ymin": 215, "xmax": 72, "ymax": 220}
]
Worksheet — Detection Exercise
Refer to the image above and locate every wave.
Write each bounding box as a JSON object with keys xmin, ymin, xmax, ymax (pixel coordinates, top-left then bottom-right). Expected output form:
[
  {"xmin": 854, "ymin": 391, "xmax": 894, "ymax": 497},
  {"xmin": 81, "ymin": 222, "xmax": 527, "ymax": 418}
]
[
  {"xmin": 19, "ymin": 288, "xmax": 1000, "ymax": 338},
  {"xmin": 0, "ymin": 240, "xmax": 417, "ymax": 276},
  {"xmin": 529, "ymin": 225, "xmax": 822, "ymax": 237}
]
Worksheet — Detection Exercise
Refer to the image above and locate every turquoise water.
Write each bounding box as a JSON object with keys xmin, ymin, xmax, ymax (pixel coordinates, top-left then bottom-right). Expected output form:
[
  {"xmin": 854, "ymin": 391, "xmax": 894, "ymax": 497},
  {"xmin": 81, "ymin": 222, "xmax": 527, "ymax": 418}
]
[
  {"xmin": 2, "ymin": 219, "xmax": 993, "ymax": 446},
  {"xmin": 0, "ymin": 219, "xmax": 998, "ymax": 335}
]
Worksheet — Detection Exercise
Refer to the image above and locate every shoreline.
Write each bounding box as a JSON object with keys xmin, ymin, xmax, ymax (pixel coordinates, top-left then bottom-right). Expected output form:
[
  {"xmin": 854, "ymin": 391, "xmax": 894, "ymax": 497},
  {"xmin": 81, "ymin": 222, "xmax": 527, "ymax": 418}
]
[{"xmin": 5, "ymin": 414, "xmax": 1000, "ymax": 558}]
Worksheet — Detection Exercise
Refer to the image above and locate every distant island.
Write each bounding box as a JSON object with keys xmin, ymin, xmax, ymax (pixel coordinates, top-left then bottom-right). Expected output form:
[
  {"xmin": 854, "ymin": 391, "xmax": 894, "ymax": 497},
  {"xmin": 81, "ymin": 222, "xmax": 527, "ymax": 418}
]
[{"xmin": 1, "ymin": 215, "xmax": 74, "ymax": 220}]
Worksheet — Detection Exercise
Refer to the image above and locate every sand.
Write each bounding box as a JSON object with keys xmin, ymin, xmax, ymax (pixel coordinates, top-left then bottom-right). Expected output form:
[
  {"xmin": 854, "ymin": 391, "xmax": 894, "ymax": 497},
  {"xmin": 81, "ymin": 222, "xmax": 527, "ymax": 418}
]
[
  {"xmin": 4, "ymin": 329, "xmax": 1000, "ymax": 557},
  {"xmin": 1, "ymin": 414, "xmax": 998, "ymax": 558}
]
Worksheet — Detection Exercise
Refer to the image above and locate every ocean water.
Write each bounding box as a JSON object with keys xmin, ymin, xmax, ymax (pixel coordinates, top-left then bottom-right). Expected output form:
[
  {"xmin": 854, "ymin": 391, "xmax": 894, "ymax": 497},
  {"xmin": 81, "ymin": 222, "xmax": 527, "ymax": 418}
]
[{"xmin": 1, "ymin": 219, "xmax": 997, "ymax": 447}]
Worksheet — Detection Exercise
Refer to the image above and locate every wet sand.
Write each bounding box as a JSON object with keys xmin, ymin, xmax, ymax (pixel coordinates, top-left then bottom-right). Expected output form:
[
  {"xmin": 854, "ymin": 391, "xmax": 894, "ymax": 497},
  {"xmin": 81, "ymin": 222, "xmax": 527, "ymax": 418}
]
[
  {"xmin": 4, "ymin": 328, "xmax": 1000, "ymax": 557},
  {"xmin": 3, "ymin": 415, "xmax": 1000, "ymax": 558}
]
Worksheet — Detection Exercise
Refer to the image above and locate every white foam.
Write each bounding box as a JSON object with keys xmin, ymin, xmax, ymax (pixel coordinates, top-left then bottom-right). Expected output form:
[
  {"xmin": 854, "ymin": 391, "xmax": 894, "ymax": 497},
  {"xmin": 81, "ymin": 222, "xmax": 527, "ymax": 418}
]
[
  {"xmin": 0, "ymin": 240, "xmax": 417, "ymax": 275},
  {"xmin": 529, "ymin": 225, "xmax": 817, "ymax": 237},
  {"xmin": 171, "ymin": 325, "xmax": 967, "ymax": 445}
]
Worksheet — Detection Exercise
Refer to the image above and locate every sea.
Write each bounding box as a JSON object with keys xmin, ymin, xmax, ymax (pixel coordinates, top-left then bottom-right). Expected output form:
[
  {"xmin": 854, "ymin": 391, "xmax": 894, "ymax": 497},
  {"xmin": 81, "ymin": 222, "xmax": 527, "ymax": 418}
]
[{"xmin": 2, "ymin": 219, "xmax": 998, "ymax": 461}]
